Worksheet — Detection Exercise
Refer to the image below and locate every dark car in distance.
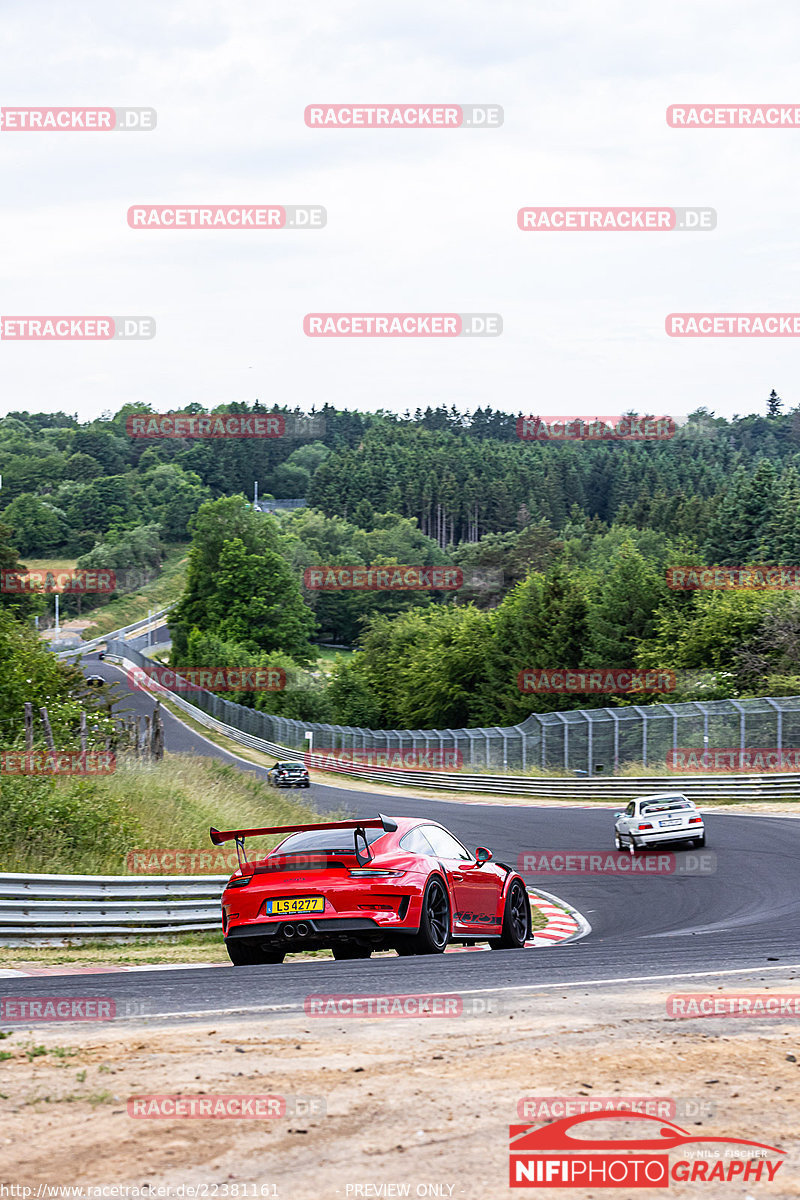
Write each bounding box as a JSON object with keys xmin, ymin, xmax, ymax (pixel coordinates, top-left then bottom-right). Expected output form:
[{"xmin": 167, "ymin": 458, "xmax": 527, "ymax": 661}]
[{"xmin": 266, "ymin": 760, "xmax": 310, "ymax": 788}]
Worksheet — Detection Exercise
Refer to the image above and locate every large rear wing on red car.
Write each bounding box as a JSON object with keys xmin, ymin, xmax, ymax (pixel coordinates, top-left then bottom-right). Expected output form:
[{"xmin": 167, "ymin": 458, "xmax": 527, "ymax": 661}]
[{"xmin": 209, "ymin": 814, "xmax": 398, "ymax": 867}]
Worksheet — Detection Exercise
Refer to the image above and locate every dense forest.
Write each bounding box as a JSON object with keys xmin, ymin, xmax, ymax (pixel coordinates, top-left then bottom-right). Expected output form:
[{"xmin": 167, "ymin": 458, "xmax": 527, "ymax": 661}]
[
  {"xmin": 3, "ymin": 398, "xmax": 799, "ymax": 729},
  {"xmin": 3, "ymin": 401, "xmax": 800, "ymax": 560}
]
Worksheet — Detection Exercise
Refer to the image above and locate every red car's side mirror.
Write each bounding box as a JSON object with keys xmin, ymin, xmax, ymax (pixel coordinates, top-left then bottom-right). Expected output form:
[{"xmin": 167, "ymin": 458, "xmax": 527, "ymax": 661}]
[{"xmin": 475, "ymin": 846, "xmax": 493, "ymax": 864}]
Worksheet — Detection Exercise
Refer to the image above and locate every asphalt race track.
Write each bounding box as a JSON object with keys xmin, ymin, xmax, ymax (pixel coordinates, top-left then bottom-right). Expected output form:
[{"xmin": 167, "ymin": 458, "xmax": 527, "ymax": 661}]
[{"xmin": 6, "ymin": 653, "xmax": 800, "ymax": 1022}]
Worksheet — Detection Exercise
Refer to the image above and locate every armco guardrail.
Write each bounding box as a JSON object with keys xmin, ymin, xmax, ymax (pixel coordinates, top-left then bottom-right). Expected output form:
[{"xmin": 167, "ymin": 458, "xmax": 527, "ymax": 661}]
[
  {"xmin": 107, "ymin": 644, "xmax": 800, "ymax": 776},
  {"xmin": 0, "ymin": 872, "xmax": 226, "ymax": 943},
  {"xmin": 54, "ymin": 606, "xmax": 172, "ymax": 659},
  {"xmin": 106, "ymin": 648, "xmax": 800, "ymax": 801}
]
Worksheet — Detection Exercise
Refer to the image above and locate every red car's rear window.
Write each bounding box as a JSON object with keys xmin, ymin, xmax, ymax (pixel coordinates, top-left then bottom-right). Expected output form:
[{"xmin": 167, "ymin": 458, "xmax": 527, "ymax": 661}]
[{"xmin": 272, "ymin": 827, "xmax": 387, "ymax": 856}]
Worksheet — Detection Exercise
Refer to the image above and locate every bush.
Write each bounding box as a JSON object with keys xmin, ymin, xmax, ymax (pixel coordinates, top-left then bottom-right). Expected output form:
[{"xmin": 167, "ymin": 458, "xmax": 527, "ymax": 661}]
[{"xmin": 0, "ymin": 774, "xmax": 136, "ymax": 874}]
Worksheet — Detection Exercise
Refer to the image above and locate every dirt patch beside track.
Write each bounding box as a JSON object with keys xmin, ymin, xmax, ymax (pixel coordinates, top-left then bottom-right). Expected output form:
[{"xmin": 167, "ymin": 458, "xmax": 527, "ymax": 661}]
[{"xmin": 1, "ymin": 971, "xmax": 799, "ymax": 1197}]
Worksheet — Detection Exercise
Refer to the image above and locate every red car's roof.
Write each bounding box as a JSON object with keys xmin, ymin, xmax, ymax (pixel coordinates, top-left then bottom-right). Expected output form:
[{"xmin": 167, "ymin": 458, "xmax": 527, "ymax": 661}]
[
  {"xmin": 269, "ymin": 815, "xmax": 437, "ymax": 845},
  {"xmin": 264, "ymin": 815, "xmax": 448, "ymax": 857}
]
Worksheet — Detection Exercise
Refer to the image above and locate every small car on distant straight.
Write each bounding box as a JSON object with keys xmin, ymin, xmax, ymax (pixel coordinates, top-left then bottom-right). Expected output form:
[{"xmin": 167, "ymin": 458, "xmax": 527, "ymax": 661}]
[
  {"xmin": 614, "ymin": 793, "xmax": 705, "ymax": 854},
  {"xmin": 266, "ymin": 760, "xmax": 310, "ymax": 788}
]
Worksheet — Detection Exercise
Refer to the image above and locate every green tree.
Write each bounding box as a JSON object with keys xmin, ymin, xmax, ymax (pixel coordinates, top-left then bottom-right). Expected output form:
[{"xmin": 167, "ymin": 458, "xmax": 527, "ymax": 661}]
[
  {"xmin": 705, "ymin": 461, "xmax": 779, "ymax": 563},
  {"xmin": 326, "ymin": 657, "xmax": 384, "ymax": 726},
  {"xmin": 211, "ymin": 538, "xmax": 316, "ymax": 661},
  {"xmin": 586, "ymin": 542, "xmax": 668, "ymax": 665},
  {"xmin": 0, "ymin": 610, "xmax": 92, "ymax": 745},
  {"xmin": 64, "ymin": 452, "xmax": 103, "ymax": 480},
  {"xmin": 767, "ymin": 389, "xmax": 783, "ymax": 417},
  {"xmin": 637, "ymin": 589, "xmax": 778, "ymax": 672},
  {"xmin": 170, "ymin": 495, "xmax": 281, "ymax": 655},
  {"xmin": 3, "ymin": 494, "xmax": 69, "ymax": 555},
  {"xmin": 0, "ymin": 522, "xmax": 37, "ymax": 618}
]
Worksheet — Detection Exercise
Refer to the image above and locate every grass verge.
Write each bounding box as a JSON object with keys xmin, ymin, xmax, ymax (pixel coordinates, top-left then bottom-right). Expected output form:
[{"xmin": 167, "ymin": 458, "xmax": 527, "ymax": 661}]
[
  {"xmin": 1, "ymin": 752, "xmax": 342, "ymax": 875},
  {"xmin": 23, "ymin": 558, "xmax": 77, "ymax": 574},
  {"xmin": 78, "ymin": 544, "xmax": 189, "ymax": 638}
]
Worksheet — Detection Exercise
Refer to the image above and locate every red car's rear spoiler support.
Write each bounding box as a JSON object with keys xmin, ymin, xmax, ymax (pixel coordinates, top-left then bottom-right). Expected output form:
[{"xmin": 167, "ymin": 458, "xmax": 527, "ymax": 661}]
[{"xmin": 209, "ymin": 814, "xmax": 398, "ymax": 868}]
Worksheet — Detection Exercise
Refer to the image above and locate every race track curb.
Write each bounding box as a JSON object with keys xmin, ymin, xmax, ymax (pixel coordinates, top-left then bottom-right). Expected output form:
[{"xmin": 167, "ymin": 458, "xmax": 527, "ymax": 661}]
[
  {"xmin": 0, "ymin": 891, "xmax": 590, "ymax": 976},
  {"xmin": 528, "ymin": 887, "xmax": 591, "ymax": 945}
]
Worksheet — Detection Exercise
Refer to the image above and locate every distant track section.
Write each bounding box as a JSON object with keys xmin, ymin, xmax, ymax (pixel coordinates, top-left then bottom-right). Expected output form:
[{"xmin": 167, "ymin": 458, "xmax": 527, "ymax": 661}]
[{"xmin": 103, "ymin": 649, "xmax": 800, "ymax": 801}]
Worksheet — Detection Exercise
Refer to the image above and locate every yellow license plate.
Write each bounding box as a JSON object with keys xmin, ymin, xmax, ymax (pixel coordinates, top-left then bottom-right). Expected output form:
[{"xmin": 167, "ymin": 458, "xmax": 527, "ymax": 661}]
[{"xmin": 265, "ymin": 896, "xmax": 325, "ymax": 915}]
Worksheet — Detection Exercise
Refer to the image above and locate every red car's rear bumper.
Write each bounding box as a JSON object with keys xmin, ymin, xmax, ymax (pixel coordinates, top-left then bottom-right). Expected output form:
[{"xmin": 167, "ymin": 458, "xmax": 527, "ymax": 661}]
[{"xmin": 222, "ymin": 872, "xmax": 426, "ymax": 948}]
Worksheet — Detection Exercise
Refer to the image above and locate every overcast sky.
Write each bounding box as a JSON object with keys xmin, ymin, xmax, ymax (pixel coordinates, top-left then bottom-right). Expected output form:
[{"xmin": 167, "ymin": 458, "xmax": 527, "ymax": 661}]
[{"xmin": 1, "ymin": 0, "xmax": 799, "ymax": 424}]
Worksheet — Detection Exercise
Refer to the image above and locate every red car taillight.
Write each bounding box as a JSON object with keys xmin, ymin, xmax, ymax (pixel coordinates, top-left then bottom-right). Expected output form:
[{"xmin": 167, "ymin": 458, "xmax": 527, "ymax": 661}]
[
  {"xmin": 349, "ymin": 869, "xmax": 404, "ymax": 878},
  {"xmin": 688, "ymin": 817, "xmax": 703, "ymax": 824},
  {"xmin": 226, "ymin": 875, "xmax": 253, "ymax": 889},
  {"xmin": 637, "ymin": 823, "xmax": 653, "ymax": 831}
]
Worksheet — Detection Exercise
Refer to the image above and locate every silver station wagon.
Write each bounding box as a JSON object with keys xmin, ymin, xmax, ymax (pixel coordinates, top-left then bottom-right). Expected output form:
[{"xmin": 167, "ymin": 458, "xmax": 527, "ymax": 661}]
[{"xmin": 614, "ymin": 793, "xmax": 705, "ymax": 854}]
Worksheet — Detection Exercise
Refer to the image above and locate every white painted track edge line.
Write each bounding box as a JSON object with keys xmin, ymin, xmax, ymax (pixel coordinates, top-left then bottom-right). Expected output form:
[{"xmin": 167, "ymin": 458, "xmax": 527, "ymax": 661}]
[{"xmin": 51, "ymin": 962, "xmax": 800, "ymax": 1025}]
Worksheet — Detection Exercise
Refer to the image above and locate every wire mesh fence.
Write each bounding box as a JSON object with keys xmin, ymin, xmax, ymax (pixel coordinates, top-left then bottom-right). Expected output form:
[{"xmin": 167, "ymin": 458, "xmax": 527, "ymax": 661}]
[{"xmin": 108, "ymin": 641, "xmax": 800, "ymax": 775}]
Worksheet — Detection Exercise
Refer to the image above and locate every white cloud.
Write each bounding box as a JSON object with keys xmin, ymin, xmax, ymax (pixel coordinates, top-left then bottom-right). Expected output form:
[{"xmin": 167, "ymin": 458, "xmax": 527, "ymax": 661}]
[{"xmin": 1, "ymin": 0, "xmax": 799, "ymax": 421}]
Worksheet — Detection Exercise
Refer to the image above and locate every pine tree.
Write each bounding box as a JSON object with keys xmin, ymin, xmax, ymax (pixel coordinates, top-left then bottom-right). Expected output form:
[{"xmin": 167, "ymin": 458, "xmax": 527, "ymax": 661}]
[{"xmin": 768, "ymin": 389, "xmax": 783, "ymax": 417}]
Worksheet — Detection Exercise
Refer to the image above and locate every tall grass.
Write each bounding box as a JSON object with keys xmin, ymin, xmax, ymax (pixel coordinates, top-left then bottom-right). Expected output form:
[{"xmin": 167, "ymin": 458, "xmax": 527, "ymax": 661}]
[{"xmin": 0, "ymin": 754, "xmax": 339, "ymax": 874}]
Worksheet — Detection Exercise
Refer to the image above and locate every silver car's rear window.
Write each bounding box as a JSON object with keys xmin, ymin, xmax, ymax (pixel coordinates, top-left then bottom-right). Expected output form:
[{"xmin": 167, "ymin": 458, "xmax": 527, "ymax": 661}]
[{"xmin": 641, "ymin": 800, "xmax": 692, "ymax": 814}]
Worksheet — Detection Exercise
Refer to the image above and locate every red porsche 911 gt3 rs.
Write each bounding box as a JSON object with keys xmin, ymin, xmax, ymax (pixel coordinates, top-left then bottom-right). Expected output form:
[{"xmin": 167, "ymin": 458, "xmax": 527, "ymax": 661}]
[{"xmin": 210, "ymin": 814, "xmax": 531, "ymax": 965}]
